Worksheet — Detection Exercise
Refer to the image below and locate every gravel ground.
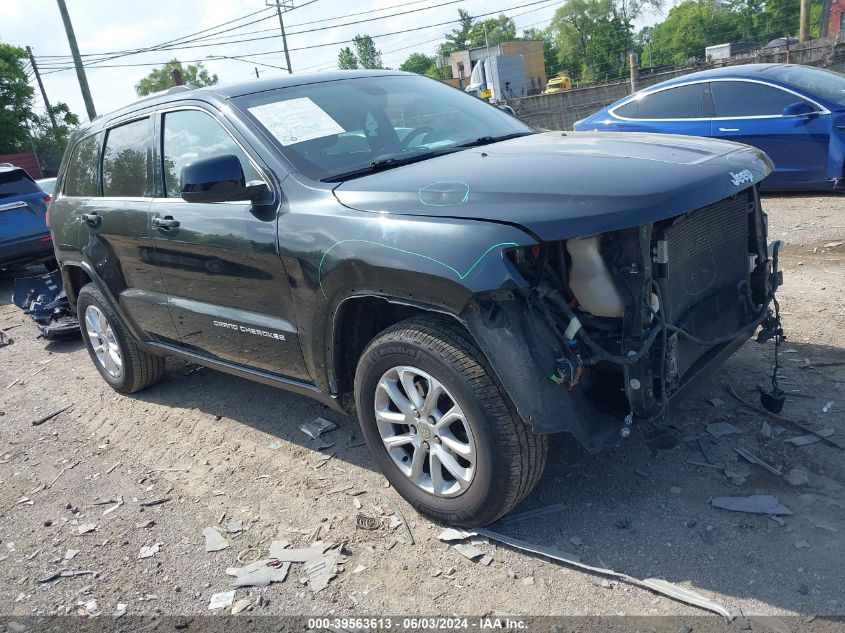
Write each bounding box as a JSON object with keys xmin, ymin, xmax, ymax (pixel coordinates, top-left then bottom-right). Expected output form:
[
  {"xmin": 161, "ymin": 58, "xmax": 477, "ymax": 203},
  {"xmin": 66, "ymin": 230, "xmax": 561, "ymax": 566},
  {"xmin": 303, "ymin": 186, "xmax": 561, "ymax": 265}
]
[{"xmin": 0, "ymin": 194, "xmax": 843, "ymax": 621}]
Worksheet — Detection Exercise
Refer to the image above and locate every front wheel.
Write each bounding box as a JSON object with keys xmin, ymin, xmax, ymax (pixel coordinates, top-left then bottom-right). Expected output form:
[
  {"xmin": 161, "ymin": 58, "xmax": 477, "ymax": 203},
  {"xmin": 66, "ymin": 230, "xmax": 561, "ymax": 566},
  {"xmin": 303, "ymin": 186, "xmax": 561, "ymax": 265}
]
[{"xmin": 354, "ymin": 316, "xmax": 547, "ymax": 526}]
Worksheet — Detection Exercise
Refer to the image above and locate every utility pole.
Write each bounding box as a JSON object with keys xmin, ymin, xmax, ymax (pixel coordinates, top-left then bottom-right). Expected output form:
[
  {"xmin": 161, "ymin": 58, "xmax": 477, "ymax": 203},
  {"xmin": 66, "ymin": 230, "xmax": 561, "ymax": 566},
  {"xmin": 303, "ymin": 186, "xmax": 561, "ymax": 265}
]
[
  {"xmin": 799, "ymin": 0, "xmax": 811, "ymax": 41},
  {"xmin": 629, "ymin": 52, "xmax": 639, "ymax": 94},
  {"xmin": 267, "ymin": 0, "xmax": 293, "ymax": 74},
  {"xmin": 26, "ymin": 46, "xmax": 59, "ymax": 140},
  {"xmin": 56, "ymin": 0, "xmax": 96, "ymax": 120}
]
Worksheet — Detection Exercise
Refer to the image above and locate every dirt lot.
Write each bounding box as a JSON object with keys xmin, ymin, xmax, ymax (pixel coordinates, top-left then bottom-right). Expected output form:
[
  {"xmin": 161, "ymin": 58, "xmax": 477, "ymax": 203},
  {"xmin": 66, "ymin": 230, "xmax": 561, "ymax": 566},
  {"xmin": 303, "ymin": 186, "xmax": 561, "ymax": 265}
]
[{"xmin": 0, "ymin": 194, "xmax": 843, "ymax": 622}]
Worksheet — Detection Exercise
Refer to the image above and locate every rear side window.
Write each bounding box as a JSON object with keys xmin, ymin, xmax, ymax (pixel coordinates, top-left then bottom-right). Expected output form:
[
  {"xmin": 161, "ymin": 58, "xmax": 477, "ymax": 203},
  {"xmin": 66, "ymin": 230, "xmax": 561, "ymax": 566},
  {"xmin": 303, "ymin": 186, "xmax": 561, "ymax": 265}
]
[
  {"xmin": 615, "ymin": 84, "xmax": 704, "ymax": 119},
  {"xmin": 162, "ymin": 109, "xmax": 261, "ymax": 198},
  {"xmin": 0, "ymin": 170, "xmax": 40, "ymax": 198},
  {"xmin": 63, "ymin": 135, "xmax": 100, "ymax": 197},
  {"xmin": 102, "ymin": 119, "xmax": 152, "ymax": 197},
  {"xmin": 711, "ymin": 81, "xmax": 814, "ymax": 117}
]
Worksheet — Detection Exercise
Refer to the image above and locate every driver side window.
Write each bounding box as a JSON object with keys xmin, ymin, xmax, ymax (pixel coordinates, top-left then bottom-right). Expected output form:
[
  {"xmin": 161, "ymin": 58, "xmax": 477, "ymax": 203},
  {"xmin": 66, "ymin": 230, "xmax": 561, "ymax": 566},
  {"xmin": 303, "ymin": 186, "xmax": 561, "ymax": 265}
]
[{"xmin": 162, "ymin": 109, "xmax": 261, "ymax": 198}]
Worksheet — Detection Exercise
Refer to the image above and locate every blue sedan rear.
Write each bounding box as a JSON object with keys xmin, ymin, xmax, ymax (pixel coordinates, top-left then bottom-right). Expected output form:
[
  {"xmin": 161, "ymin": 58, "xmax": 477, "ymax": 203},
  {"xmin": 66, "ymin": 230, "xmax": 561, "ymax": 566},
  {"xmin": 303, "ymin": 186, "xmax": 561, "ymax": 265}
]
[
  {"xmin": 0, "ymin": 165, "xmax": 54, "ymax": 269},
  {"xmin": 574, "ymin": 64, "xmax": 845, "ymax": 191}
]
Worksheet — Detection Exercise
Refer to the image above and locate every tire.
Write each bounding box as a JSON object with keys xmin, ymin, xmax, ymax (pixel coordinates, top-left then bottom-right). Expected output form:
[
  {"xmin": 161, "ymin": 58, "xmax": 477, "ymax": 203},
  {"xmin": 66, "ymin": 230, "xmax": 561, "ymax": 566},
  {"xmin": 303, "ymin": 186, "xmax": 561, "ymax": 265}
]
[
  {"xmin": 354, "ymin": 315, "xmax": 547, "ymax": 526},
  {"xmin": 77, "ymin": 283, "xmax": 166, "ymax": 394}
]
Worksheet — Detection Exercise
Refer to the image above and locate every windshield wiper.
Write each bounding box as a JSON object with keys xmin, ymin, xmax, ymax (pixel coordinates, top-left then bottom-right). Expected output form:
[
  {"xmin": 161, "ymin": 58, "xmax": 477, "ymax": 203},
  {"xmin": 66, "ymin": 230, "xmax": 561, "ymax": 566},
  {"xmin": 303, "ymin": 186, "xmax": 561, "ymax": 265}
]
[
  {"xmin": 322, "ymin": 149, "xmax": 454, "ymax": 182},
  {"xmin": 453, "ymin": 131, "xmax": 534, "ymax": 149}
]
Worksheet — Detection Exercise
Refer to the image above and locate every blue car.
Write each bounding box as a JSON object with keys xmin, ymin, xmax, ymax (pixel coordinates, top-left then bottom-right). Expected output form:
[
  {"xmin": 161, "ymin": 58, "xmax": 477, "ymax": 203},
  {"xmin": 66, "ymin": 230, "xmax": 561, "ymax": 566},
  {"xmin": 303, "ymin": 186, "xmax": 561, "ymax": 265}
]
[
  {"xmin": 574, "ymin": 64, "xmax": 845, "ymax": 191},
  {"xmin": 0, "ymin": 164, "xmax": 54, "ymax": 270}
]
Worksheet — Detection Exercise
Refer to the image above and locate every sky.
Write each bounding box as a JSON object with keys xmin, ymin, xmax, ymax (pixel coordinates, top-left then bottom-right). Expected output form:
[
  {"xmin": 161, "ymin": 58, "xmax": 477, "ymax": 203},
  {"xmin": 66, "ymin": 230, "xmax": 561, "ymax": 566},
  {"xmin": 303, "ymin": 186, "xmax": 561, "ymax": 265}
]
[{"xmin": 1, "ymin": 0, "xmax": 665, "ymax": 121}]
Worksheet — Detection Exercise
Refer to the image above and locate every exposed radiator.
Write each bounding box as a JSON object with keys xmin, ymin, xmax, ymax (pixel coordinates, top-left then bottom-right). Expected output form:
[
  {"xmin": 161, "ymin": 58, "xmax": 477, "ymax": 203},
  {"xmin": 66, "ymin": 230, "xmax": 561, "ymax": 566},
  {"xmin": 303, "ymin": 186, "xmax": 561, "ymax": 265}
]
[{"xmin": 664, "ymin": 194, "xmax": 750, "ymax": 326}]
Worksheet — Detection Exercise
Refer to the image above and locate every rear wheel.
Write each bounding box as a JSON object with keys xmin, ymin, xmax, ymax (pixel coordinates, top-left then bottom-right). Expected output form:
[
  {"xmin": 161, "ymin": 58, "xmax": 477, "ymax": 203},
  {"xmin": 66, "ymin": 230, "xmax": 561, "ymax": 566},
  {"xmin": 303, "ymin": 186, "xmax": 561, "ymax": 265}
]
[
  {"xmin": 354, "ymin": 316, "xmax": 547, "ymax": 526},
  {"xmin": 77, "ymin": 283, "xmax": 166, "ymax": 393}
]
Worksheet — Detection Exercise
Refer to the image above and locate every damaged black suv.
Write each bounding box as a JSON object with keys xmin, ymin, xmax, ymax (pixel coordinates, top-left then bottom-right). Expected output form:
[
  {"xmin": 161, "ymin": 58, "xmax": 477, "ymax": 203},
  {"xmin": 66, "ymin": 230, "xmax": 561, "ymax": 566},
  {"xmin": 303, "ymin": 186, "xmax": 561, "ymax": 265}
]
[{"xmin": 50, "ymin": 71, "xmax": 782, "ymax": 526}]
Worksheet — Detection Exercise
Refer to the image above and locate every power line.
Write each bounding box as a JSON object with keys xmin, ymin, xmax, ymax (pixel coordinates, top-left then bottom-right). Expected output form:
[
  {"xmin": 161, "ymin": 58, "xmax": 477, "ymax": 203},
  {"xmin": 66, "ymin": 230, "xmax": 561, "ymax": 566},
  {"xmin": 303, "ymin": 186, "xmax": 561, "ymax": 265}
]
[{"xmin": 37, "ymin": 0, "xmax": 560, "ymax": 74}]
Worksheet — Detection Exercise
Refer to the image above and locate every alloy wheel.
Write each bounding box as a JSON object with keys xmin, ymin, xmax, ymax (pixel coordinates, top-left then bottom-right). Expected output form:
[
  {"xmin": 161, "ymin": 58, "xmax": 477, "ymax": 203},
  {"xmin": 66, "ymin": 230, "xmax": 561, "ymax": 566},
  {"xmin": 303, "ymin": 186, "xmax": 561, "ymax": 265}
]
[
  {"xmin": 374, "ymin": 365, "xmax": 476, "ymax": 497},
  {"xmin": 84, "ymin": 305, "xmax": 123, "ymax": 378}
]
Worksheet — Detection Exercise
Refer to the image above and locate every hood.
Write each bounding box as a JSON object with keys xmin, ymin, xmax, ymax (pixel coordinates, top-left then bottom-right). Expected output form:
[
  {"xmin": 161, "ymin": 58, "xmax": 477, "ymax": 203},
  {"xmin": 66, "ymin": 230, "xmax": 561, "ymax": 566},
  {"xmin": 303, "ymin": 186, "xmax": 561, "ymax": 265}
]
[{"xmin": 333, "ymin": 131, "xmax": 773, "ymax": 240}]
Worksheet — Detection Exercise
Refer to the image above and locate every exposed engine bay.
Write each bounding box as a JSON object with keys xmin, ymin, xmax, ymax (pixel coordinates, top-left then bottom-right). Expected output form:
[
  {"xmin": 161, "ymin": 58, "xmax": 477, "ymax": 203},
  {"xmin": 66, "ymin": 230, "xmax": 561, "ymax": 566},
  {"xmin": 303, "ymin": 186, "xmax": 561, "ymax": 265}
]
[{"xmin": 501, "ymin": 186, "xmax": 784, "ymax": 449}]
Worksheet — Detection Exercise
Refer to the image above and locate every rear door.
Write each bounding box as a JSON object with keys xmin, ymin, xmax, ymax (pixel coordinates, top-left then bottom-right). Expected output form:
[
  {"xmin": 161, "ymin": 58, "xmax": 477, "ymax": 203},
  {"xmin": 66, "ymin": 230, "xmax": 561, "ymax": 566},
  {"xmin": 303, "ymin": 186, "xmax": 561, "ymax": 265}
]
[
  {"xmin": 72, "ymin": 117, "xmax": 177, "ymax": 341},
  {"xmin": 148, "ymin": 106, "xmax": 308, "ymax": 380},
  {"xmin": 0, "ymin": 168, "xmax": 49, "ymax": 246},
  {"xmin": 709, "ymin": 80, "xmax": 830, "ymax": 186},
  {"xmin": 609, "ymin": 82, "xmax": 711, "ymax": 136}
]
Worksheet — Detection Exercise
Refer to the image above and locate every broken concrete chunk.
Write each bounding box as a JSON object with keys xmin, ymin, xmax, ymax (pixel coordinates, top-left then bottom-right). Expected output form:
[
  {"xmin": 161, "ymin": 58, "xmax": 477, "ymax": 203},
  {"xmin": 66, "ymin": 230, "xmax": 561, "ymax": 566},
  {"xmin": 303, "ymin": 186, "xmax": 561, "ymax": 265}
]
[
  {"xmin": 77, "ymin": 523, "xmax": 97, "ymax": 535},
  {"xmin": 231, "ymin": 598, "xmax": 252, "ymax": 615},
  {"xmin": 438, "ymin": 528, "xmax": 473, "ymax": 542},
  {"xmin": 225, "ymin": 519, "xmax": 243, "ymax": 534},
  {"xmin": 299, "ymin": 417, "xmax": 337, "ymax": 440},
  {"xmin": 203, "ymin": 527, "xmax": 229, "ymax": 552},
  {"xmin": 268, "ymin": 540, "xmax": 333, "ymax": 563},
  {"xmin": 452, "ymin": 543, "xmax": 484, "ymax": 560},
  {"xmin": 706, "ymin": 422, "xmax": 740, "ymax": 438},
  {"xmin": 138, "ymin": 543, "xmax": 161, "ymax": 559},
  {"xmin": 710, "ymin": 494, "xmax": 793, "ymax": 515},
  {"xmin": 709, "ymin": 397, "xmax": 725, "ymax": 407},
  {"xmin": 794, "ymin": 539, "xmax": 810, "ymax": 550},
  {"xmin": 226, "ymin": 559, "xmax": 290, "ymax": 587},
  {"xmin": 114, "ymin": 603, "xmax": 127, "ymax": 618},
  {"xmin": 785, "ymin": 467, "xmax": 810, "ymax": 486},
  {"xmin": 63, "ymin": 549, "xmax": 79, "ymax": 561},
  {"xmin": 208, "ymin": 590, "xmax": 236, "ymax": 610}
]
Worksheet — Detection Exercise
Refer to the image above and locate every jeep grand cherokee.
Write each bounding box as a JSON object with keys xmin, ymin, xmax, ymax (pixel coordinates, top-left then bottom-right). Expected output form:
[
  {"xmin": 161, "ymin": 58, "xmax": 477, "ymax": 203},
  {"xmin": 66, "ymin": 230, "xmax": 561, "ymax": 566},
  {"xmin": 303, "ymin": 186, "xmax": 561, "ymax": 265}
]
[{"xmin": 50, "ymin": 71, "xmax": 782, "ymax": 526}]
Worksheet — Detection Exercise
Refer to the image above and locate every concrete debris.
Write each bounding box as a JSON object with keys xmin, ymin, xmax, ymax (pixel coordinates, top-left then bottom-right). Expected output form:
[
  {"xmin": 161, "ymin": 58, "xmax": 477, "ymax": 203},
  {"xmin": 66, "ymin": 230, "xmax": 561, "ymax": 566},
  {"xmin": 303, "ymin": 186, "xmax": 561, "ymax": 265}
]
[
  {"xmin": 226, "ymin": 559, "xmax": 291, "ymax": 587},
  {"xmin": 821, "ymin": 401, "xmax": 833, "ymax": 413},
  {"xmin": 225, "ymin": 519, "xmax": 243, "ymax": 534},
  {"xmin": 710, "ymin": 494, "xmax": 793, "ymax": 515},
  {"xmin": 452, "ymin": 543, "xmax": 484, "ymax": 561},
  {"xmin": 136, "ymin": 520, "xmax": 154, "ymax": 529},
  {"xmin": 569, "ymin": 536, "xmax": 583, "ymax": 546},
  {"xmin": 807, "ymin": 516, "xmax": 838, "ymax": 532},
  {"xmin": 706, "ymin": 422, "xmax": 740, "ymax": 438},
  {"xmin": 77, "ymin": 523, "xmax": 97, "ymax": 535},
  {"xmin": 231, "ymin": 598, "xmax": 252, "ymax": 615},
  {"xmin": 785, "ymin": 467, "xmax": 811, "ymax": 486},
  {"xmin": 138, "ymin": 543, "xmax": 161, "ymax": 559},
  {"xmin": 438, "ymin": 528, "xmax": 474, "ymax": 542},
  {"xmin": 709, "ymin": 397, "xmax": 725, "ymax": 407},
  {"xmin": 352, "ymin": 564, "xmax": 367, "ymax": 574},
  {"xmin": 268, "ymin": 540, "xmax": 333, "ymax": 563},
  {"xmin": 794, "ymin": 539, "xmax": 810, "ymax": 550},
  {"xmin": 64, "ymin": 549, "xmax": 79, "ymax": 561},
  {"xmin": 735, "ymin": 446, "xmax": 782, "ymax": 476},
  {"xmin": 302, "ymin": 545, "xmax": 346, "ymax": 593},
  {"xmin": 208, "ymin": 590, "xmax": 236, "ymax": 610},
  {"xmin": 479, "ymin": 554, "xmax": 494, "ymax": 566},
  {"xmin": 79, "ymin": 599, "xmax": 99, "ymax": 616},
  {"xmin": 522, "ymin": 576, "xmax": 535, "ymax": 586},
  {"xmin": 299, "ymin": 417, "xmax": 337, "ymax": 440},
  {"xmin": 785, "ymin": 429, "xmax": 834, "ymax": 446},
  {"xmin": 761, "ymin": 421, "xmax": 773, "ymax": 439},
  {"xmin": 203, "ymin": 527, "xmax": 229, "ymax": 552},
  {"xmin": 114, "ymin": 603, "xmax": 127, "ymax": 618}
]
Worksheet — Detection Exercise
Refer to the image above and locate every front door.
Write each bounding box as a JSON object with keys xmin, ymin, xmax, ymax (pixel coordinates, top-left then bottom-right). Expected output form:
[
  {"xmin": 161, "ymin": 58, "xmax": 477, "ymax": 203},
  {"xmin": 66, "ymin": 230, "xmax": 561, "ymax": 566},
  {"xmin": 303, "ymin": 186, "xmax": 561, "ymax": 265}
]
[
  {"xmin": 709, "ymin": 80, "xmax": 830, "ymax": 186},
  {"xmin": 148, "ymin": 107, "xmax": 308, "ymax": 380}
]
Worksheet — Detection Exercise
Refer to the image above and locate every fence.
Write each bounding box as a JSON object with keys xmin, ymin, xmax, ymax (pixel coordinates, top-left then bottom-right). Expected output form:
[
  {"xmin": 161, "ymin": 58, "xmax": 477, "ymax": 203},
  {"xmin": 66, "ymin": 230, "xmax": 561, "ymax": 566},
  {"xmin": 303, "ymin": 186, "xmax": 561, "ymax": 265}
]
[{"xmin": 502, "ymin": 35, "xmax": 845, "ymax": 131}]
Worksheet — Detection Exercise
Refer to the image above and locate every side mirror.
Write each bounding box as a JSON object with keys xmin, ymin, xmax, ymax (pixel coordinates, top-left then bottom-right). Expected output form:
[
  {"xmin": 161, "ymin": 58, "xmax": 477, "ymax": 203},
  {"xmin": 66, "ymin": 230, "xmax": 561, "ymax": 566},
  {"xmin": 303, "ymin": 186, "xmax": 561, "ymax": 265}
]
[
  {"xmin": 497, "ymin": 104, "xmax": 516, "ymax": 116},
  {"xmin": 181, "ymin": 154, "xmax": 268, "ymax": 203},
  {"xmin": 782, "ymin": 102, "xmax": 817, "ymax": 118}
]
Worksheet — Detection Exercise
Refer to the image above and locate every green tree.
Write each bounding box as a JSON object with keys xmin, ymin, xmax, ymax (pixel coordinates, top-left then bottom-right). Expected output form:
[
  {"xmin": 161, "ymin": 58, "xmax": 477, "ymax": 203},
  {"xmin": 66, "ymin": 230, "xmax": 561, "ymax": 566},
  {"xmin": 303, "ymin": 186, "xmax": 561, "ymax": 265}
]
[
  {"xmin": 439, "ymin": 9, "xmax": 475, "ymax": 57},
  {"xmin": 467, "ymin": 15, "xmax": 517, "ymax": 48},
  {"xmin": 400, "ymin": 52, "xmax": 436, "ymax": 75},
  {"xmin": 135, "ymin": 59, "xmax": 218, "ymax": 96},
  {"xmin": 338, "ymin": 46, "xmax": 359, "ymax": 70},
  {"xmin": 31, "ymin": 102, "xmax": 80, "ymax": 172},
  {"xmin": 0, "ymin": 43, "xmax": 35, "ymax": 154},
  {"xmin": 352, "ymin": 34, "xmax": 383, "ymax": 69}
]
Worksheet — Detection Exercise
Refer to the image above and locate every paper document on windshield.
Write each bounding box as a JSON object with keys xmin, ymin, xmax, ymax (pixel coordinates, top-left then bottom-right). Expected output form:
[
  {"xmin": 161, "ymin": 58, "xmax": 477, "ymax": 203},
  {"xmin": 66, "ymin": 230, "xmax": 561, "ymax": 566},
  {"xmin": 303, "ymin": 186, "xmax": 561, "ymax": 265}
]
[{"xmin": 249, "ymin": 98, "xmax": 345, "ymax": 146}]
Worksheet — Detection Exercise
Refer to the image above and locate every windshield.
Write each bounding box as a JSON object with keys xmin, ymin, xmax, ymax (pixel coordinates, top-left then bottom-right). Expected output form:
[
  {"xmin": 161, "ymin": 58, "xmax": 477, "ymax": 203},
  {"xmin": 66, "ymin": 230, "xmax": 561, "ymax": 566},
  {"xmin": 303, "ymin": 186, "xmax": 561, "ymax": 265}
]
[
  {"xmin": 233, "ymin": 74, "xmax": 533, "ymax": 181},
  {"xmin": 763, "ymin": 65, "xmax": 845, "ymax": 106}
]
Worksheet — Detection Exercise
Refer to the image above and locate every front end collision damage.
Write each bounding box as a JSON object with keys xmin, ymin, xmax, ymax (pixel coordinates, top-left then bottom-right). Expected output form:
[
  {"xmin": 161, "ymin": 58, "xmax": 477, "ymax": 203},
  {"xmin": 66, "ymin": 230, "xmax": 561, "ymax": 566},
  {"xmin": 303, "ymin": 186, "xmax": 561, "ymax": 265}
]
[{"xmin": 458, "ymin": 186, "xmax": 783, "ymax": 453}]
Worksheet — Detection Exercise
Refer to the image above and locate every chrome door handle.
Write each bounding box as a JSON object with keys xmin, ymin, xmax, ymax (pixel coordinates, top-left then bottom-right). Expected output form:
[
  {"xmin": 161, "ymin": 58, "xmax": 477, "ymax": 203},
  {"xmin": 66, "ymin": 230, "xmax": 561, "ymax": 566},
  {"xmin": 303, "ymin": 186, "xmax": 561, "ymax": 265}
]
[
  {"xmin": 153, "ymin": 216, "xmax": 180, "ymax": 230},
  {"xmin": 81, "ymin": 212, "xmax": 101, "ymax": 227},
  {"xmin": 718, "ymin": 127, "xmax": 739, "ymax": 132}
]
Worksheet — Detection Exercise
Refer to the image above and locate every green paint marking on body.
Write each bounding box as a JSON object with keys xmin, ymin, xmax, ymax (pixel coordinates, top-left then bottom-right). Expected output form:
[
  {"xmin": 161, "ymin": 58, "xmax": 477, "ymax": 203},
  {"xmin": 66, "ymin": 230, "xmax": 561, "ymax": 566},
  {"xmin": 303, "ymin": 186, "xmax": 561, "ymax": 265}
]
[{"xmin": 318, "ymin": 239, "xmax": 518, "ymax": 299}]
